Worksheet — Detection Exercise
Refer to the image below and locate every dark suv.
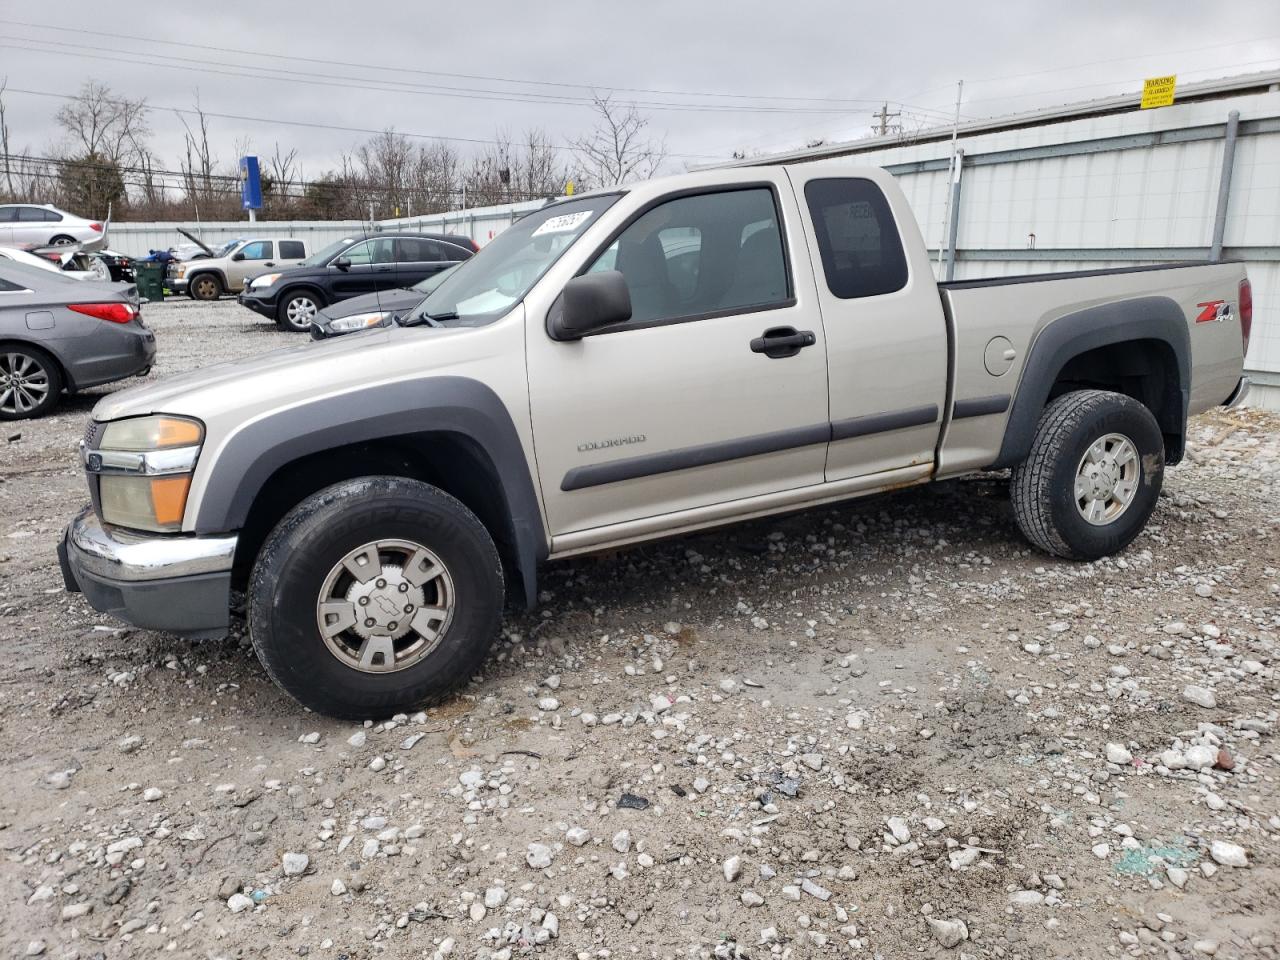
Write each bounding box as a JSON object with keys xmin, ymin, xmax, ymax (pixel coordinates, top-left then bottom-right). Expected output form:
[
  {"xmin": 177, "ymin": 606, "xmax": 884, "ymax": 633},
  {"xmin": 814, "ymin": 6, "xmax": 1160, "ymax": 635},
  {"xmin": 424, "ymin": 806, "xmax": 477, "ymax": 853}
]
[{"xmin": 238, "ymin": 233, "xmax": 477, "ymax": 331}]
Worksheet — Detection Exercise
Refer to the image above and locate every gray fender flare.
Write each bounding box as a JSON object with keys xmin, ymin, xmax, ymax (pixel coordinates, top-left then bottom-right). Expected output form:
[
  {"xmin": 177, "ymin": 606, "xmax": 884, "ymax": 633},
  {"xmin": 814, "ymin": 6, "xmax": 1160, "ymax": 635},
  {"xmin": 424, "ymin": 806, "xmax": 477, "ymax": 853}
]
[
  {"xmin": 992, "ymin": 296, "xmax": 1190, "ymax": 469},
  {"xmin": 192, "ymin": 375, "xmax": 546, "ymax": 606}
]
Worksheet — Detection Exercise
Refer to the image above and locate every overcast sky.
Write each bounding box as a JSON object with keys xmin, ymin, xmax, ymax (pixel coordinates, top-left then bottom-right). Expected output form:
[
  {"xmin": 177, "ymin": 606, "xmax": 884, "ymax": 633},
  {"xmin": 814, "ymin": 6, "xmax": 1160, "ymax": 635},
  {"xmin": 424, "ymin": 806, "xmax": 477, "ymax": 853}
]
[{"xmin": 2, "ymin": 0, "xmax": 1279, "ymax": 185}]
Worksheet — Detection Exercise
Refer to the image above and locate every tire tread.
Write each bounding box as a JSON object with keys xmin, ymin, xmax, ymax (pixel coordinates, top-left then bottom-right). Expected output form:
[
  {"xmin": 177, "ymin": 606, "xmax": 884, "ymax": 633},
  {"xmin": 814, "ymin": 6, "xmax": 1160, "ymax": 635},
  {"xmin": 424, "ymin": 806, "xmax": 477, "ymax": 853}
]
[{"xmin": 1010, "ymin": 389, "xmax": 1145, "ymax": 560}]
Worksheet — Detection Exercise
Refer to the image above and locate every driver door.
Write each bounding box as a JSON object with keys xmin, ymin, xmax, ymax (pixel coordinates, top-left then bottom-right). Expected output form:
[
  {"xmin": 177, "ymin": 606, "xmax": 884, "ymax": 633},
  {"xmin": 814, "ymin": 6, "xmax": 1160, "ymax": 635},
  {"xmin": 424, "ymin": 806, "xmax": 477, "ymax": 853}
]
[
  {"xmin": 227, "ymin": 240, "xmax": 273, "ymax": 290},
  {"xmin": 330, "ymin": 238, "xmax": 395, "ymax": 297},
  {"xmin": 526, "ymin": 176, "xmax": 831, "ymax": 544}
]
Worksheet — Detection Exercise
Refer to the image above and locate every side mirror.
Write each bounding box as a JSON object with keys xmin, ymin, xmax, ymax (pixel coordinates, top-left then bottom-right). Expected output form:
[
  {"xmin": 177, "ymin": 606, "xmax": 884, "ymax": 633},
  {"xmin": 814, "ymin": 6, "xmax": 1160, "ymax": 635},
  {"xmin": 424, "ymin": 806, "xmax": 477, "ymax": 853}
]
[
  {"xmin": 231, "ymin": 252, "xmax": 245, "ymax": 262},
  {"xmin": 550, "ymin": 271, "xmax": 632, "ymax": 340},
  {"xmin": 333, "ymin": 257, "xmax": 351, "ymax": 271}
]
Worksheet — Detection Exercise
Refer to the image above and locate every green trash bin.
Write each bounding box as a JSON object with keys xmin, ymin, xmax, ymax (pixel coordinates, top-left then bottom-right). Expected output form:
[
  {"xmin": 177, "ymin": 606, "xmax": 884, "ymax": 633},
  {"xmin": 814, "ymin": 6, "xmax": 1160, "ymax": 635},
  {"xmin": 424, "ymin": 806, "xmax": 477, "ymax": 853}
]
[{"xmin": 134, "ymin": 262, "xmax": 166, "ymax": 302}]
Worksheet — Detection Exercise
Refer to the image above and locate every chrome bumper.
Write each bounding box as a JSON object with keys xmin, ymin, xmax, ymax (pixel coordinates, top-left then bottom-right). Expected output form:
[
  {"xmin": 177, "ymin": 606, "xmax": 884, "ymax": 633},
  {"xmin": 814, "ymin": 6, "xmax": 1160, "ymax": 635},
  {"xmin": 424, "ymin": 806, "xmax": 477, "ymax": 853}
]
[
  {"xmin": 1223, "ymin": 376, "xmax": 1251, "ymax": 409},
  {"xmin": 61, "ymin": 507, "xmax": 237, "ymax": 639},
  {"xmin": 66, "ymin": 506, "xmax": 236, "ymax": 581}
]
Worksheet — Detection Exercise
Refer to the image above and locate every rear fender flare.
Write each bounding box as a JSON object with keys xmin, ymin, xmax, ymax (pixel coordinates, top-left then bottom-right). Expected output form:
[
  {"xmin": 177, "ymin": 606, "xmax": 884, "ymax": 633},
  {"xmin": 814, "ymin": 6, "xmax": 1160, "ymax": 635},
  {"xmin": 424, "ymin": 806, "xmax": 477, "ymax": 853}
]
[{"xmin": 992, "ymin": 296, "xmax": 1190, "ymax": 469}]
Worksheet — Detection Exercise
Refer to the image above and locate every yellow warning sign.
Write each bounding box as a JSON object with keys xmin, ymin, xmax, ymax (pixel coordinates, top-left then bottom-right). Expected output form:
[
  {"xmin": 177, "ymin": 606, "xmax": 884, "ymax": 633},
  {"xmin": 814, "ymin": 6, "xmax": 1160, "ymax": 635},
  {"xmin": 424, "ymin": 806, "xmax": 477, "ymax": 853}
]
[
  {"xmin": 1141, "ymin": 75, "xmax": 1177, "ymax": 109},
  {"xmin": 565, "ymin": 180, "xmax": 575, "ymax": 196}
]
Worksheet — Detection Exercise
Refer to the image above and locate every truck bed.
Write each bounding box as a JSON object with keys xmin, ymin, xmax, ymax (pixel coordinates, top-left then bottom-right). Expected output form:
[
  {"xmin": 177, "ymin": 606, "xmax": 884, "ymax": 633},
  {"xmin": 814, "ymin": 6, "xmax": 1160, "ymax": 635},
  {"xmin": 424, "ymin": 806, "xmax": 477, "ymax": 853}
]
[{"xmin": 934, "ymin": 259, "xmax": 1248, "ymax": 478}]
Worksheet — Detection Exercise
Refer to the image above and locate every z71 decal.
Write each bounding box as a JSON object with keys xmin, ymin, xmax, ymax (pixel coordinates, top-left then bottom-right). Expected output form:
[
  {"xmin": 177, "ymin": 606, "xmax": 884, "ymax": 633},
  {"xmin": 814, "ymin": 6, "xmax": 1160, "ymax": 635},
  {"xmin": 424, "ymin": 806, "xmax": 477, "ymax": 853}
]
[{"xmin": 1196, "ymin": 300, "xmax": 1232, "ymax": 323}]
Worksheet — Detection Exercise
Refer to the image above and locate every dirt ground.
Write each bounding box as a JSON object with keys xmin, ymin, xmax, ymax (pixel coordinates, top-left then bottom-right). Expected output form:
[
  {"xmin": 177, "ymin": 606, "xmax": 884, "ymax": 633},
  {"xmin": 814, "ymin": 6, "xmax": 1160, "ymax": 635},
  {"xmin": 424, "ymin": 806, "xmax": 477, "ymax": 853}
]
[{"xmin": 2, "ymin": 298, "xmax": 1278, "ymax": 960}]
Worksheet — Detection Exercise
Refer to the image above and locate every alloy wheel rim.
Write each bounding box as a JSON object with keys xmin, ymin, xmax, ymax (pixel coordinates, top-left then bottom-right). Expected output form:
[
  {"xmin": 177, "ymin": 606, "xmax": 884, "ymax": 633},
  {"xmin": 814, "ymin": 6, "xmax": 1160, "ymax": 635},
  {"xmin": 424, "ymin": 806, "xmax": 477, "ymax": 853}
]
[
  {"xmin": 0, "ymin": 352, "xmax": 50, "ymax": 415},
  {"xmin": 195, "ymin": 278, "xmax": 216, "ymax": 298},
  {"xmin": 1074, "ymin": 433, "xmax": 1140, "ymax": 525},
  {"xmin": 287, "ymin": 298, "xmax": 316, "ymax": 325},
  {"xmin": 316, "ymin": 538, "xmax": 455, "ymax": 673}
]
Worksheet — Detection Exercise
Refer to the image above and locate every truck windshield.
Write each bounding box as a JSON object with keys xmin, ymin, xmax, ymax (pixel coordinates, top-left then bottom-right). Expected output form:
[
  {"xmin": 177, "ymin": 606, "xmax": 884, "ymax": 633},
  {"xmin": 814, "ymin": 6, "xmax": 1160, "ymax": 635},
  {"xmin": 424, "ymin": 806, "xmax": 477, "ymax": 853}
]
[{"xmin": 403, "ymin": 194, "xmax": 620, "ymax": 326}]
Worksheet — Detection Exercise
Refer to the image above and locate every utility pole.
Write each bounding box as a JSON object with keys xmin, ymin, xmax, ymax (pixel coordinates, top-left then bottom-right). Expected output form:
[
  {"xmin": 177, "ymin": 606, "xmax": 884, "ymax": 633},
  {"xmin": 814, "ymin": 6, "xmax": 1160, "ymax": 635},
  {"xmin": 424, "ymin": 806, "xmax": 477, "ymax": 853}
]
[{"xmin": 872, "ymin": 102, "xmax": 901, "ymax": 137}]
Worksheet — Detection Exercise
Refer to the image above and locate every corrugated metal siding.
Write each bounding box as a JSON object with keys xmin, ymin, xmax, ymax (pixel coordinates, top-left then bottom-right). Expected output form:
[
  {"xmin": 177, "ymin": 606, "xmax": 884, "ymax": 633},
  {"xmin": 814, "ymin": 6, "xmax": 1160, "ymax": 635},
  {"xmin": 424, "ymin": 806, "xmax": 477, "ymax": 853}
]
[{"xmin": 798, "ymin": 89, "xmax": 1280, "ymax": 379}]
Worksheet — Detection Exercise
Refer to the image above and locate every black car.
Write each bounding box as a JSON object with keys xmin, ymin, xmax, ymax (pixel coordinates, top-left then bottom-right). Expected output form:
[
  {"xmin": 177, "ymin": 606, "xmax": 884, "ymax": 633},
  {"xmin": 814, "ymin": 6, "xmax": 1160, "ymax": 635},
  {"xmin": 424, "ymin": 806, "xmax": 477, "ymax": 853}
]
[
  {"xmin": 90, "ymin": 249, "xmax": 136, "ymax": 283},
  {"xmin": 310, "ymin": 264, "xmax": 457, "ymax": 340},
  {"xmin": 238, "ymin": 233, "xmax": 476, "ymax": 332}
]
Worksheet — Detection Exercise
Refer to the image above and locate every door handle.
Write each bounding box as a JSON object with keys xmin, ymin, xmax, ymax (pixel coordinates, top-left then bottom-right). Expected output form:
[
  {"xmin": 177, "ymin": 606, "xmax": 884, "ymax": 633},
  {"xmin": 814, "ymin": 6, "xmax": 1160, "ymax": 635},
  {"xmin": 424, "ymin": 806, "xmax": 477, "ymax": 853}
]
[
  {"xmin": 264, "ymin": 261, "xmax": 275, "ymax": 267},
  {"xmin": 750, "ymin": 326, "xmax": 817, "ymax": 359},
  {"xmin": 375, "ymin": 265, "xmax": 393, "ymax": 272}
]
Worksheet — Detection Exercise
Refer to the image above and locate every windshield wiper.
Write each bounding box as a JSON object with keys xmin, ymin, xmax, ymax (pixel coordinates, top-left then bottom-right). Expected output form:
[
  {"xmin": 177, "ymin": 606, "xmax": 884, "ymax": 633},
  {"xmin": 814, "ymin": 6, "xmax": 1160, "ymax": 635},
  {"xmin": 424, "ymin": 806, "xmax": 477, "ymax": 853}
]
[{"xmin": 400, "ymin": 309, "xmax": 457, "ymax": 328}]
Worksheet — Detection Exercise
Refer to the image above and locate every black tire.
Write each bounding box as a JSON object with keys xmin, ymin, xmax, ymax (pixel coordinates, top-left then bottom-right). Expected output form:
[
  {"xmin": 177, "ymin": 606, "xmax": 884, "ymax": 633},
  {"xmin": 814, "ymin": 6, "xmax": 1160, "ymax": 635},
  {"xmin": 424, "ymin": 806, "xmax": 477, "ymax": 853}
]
[
  {"xmin": 0, "ymin": 344, "xmax": 63, "ymax": 420},
  {"xmin": 49, "ymin": 234, "xmax": 76, "ymax": 246},
  {"xmin": 189, "ymin": 273, "xmax": 222, "ymax": 301},
  {"xmin": 248, "ymin": 477, "xmax": 504, "ymax": 719},
  {"xmin": 1011, "ymin": 389, "xmax": 1164, "ymax": 561},
  {"xmin": 276, "ymin": 289, "xmax": 323, "ymax": 332}
]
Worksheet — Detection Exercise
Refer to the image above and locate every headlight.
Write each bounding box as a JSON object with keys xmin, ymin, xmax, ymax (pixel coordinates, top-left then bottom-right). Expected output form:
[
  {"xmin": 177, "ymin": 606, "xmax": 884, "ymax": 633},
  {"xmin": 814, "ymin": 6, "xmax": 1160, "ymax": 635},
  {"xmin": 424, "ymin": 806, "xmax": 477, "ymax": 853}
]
[
  {"xmin": 250, "ymin": 273, "xmax": 282, "ymax": 289},
  {"xmin": 175, "ymin": 265, "xmax": 186, "ymax": 278},
  {"xmin": 88, "ymin": 415, "xmax": 204, "ymax": 533},
  {"xmin": 327, "ymin": 311, "xmax": 389, "ymax": 333}
]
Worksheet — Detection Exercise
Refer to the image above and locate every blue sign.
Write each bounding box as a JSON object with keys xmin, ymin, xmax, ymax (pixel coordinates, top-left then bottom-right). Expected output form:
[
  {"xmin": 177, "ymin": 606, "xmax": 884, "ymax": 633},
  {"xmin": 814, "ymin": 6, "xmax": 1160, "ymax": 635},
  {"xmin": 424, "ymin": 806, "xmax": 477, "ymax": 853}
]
[{"xmin": 240, "ymin": 156, "xmax": 262, "ymax": 210}]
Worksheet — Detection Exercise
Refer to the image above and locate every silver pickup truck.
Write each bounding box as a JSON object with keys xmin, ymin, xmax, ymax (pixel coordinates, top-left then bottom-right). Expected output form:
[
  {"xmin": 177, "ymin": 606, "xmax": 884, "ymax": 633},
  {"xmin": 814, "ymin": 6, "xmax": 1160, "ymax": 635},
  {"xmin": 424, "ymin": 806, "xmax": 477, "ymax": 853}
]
[{"xmin": 59, "ymin": 163, "xmax": 1252, "ymax": 718}]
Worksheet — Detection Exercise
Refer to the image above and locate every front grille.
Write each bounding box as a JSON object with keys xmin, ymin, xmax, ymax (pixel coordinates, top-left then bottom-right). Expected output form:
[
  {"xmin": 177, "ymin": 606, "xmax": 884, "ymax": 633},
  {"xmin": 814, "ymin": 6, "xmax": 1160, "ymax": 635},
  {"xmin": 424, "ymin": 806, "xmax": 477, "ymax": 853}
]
[
  {"xmin": 83, "ymin": 419, "xmax": 104, "ymax": 448},
  {"xmin": 82, "ymin": 420, "xmax": 105, "ymax": 519}
]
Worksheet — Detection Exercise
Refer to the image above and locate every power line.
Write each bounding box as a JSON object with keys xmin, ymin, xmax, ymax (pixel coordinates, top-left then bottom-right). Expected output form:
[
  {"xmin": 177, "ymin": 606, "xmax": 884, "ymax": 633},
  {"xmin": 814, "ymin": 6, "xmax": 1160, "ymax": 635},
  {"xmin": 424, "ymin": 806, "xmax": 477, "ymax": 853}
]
[
  {"xmin": 0, "ymin": 85, "xmax": 722, "ymax": 163},
  {"xmin": 0, "ymin": 17, "xmax": 932, "ymax": 108},
  {"xmin": 0, "ymin": 38, "xmax": 881, "ymax": 117}
]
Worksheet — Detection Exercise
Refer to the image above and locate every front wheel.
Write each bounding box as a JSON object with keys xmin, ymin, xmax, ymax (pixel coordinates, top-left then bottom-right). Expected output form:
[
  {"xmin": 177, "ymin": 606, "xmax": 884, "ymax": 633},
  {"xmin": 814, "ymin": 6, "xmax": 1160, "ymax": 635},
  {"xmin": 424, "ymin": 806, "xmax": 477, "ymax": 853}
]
[
  {"xmin": 248, "ymin": 477, "xmax": 505, "ymax": 719},
  {"xmin": 190, "ymin": 273, "xmax": 222, "ymax": 301},
  {"xmin": 276, "ymin": 290, "xmax": 321, "ymax": 332},
  {"xmin": 1011, "ymin": 389, "xmax": 1164, "ymax": 560}
]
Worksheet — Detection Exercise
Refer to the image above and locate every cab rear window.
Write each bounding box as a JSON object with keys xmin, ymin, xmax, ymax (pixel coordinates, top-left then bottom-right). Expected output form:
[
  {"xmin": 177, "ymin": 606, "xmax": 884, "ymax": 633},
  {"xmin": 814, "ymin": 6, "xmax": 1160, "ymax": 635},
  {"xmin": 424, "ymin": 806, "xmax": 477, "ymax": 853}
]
[{"xmin": 804, "ymin": 178, "xmax": 908, "ymax": 299}]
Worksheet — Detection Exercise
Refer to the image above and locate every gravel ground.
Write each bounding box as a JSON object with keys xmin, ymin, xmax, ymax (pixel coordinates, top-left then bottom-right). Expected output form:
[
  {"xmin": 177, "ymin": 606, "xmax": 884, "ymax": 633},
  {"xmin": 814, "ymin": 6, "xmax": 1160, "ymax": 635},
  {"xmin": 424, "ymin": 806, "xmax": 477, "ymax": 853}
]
[{"xmin": 2, "ymin": 298, "xmax": 1279, "ymax": 960}]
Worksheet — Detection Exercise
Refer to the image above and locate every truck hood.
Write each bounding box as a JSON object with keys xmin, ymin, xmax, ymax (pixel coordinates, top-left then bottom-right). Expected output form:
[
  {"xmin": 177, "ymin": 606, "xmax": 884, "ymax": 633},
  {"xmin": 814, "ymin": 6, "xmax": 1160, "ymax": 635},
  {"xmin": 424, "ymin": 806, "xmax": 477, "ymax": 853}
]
[{"xmin": 90, "ymin": 323, "xmax": 475, "ymax": 423}]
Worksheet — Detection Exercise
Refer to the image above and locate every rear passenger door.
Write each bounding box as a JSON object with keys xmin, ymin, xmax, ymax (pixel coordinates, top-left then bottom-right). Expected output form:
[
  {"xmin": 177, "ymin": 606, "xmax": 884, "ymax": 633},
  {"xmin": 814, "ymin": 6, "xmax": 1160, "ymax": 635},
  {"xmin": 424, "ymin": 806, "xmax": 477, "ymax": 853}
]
[
  {"xmin": 393, "ymin": 237, "xmax": 451, "ymax": 288},
  {"xmin": 278, "ymin": 239, "xmax": 307, "ymax": 267},
  {"xmin": 787, "ymin": 169, "xmax": 949, "ymax": 482}
]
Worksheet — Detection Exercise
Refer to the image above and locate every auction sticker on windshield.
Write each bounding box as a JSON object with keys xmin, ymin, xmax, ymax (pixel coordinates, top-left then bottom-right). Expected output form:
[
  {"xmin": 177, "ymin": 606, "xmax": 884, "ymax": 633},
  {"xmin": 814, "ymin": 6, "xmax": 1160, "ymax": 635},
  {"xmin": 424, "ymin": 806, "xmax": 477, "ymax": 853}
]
[{"xmin": 532, "ymin": 211, "xmax": 593, "ymax": 236}]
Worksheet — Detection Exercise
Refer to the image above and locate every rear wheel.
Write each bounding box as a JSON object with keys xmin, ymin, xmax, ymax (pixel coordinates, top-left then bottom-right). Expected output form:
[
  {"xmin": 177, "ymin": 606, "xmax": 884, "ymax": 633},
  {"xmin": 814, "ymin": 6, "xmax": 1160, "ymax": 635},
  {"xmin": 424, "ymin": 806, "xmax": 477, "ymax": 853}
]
[
  {"xmin": 190, "ymin": 273, "xmax": 222, "ymax": 301},
  {"xmin": 248, "ymin": 477, "xmax": 505, "ymax": 719},
  {"xmin": 0, "ymin": 345, "xmax": 62, "ymax": 420},
  {"xmin": 49, "ymin": 234, "xmax": 76, "ymax": 246},
  {"xmin": 1011, "ymin": 389, "xmax": 1163, "ymax": 560},
  {"xmin": 276, "ymin": 290, "xmax": 322, "ymax": 332}
]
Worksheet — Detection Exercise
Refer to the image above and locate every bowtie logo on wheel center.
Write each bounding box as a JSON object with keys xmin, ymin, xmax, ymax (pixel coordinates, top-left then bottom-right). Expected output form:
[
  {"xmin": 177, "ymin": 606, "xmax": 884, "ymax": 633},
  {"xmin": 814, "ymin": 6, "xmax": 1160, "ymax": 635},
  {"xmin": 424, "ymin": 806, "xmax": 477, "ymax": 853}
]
[{"xmin": 346, "ymin": 565, "xmax": 424, "ymax": 640}]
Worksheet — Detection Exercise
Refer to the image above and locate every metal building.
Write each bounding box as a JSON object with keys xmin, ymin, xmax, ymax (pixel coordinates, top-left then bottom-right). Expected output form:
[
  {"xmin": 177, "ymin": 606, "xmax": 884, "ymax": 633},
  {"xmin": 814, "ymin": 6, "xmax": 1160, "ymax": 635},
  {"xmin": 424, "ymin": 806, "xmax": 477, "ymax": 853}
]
[{"xmin": 726, "ymin": 71, "xmax": 1280, "ymax": 410}]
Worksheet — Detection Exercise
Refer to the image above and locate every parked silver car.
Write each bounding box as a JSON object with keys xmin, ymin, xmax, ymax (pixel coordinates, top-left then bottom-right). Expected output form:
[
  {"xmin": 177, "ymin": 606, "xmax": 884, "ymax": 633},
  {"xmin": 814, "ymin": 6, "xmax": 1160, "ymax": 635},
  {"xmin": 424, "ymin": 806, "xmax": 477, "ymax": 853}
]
[
  {"xmin": 0, "ymin": 259, "xmax": 154, "ymax": 419},
  {"xmin": 0, "ymin": 204, "xmax": 104, "ymax": 250}
]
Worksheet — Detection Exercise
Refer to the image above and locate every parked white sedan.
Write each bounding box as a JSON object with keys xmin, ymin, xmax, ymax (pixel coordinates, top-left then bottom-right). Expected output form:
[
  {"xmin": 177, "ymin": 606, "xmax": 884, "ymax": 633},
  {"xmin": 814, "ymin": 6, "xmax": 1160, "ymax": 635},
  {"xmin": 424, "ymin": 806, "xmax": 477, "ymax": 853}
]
[
  {"xmin": 0, "ymin": 204, "xmax": 104, "ymax": 249},
  {"xmin": 0, "ymin": 246, "xmax": 96, "ymax": 280}
]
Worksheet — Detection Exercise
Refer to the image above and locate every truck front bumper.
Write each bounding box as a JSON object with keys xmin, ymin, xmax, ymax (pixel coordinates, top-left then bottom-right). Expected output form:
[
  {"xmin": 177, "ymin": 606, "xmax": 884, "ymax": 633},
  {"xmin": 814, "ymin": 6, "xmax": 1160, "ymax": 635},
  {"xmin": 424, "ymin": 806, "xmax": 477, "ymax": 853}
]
[{"xmin": 60, "ymin": 506, "xmax": 237, "ymax": 639}]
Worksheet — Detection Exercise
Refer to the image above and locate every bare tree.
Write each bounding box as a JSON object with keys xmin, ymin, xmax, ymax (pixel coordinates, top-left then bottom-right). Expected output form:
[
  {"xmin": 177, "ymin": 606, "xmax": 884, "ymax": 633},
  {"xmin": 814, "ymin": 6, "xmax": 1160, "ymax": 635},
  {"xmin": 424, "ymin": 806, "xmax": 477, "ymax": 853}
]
[
  {"xmin": 571, "ymin": 94, "xmax": 666, "ymax": 188},
  {"xmin": 54, "ymin": 80, "xmax": 149, "ymax": 167},
  {"xmin": 177, "ymin": 93, "xmax": 216, "ymax": 215}
]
